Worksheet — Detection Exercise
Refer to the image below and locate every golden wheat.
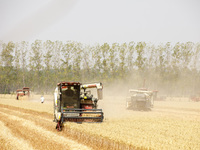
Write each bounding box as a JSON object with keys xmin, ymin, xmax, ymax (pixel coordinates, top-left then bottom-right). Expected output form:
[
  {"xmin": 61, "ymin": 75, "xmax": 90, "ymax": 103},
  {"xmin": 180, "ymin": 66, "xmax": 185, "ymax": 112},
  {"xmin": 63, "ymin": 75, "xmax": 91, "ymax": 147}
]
[{"xmin": 1, "ymin": 95, "xmax": 200, "ymax": 150}]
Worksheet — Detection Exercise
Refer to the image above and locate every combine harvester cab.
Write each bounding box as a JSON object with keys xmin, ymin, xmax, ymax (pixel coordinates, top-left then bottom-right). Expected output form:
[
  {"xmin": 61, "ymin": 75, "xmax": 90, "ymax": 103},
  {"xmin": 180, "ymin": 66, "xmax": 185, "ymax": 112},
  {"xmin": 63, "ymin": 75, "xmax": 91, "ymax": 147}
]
[
  {"xmin": 126, "ymin": 89, "xmax": 157, "ymax": 111},
  {"xmin": 53, "ymin": 82, "xmax": 104, "ymax": 131}
]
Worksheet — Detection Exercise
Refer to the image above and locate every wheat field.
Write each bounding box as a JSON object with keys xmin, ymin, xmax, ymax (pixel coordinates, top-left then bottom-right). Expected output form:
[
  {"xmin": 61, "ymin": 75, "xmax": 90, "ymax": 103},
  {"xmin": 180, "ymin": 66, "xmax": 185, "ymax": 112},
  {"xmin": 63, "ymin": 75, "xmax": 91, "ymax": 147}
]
[{"xmin": 0, "ymin": 94, "xmax": 200, "ymax": 150}]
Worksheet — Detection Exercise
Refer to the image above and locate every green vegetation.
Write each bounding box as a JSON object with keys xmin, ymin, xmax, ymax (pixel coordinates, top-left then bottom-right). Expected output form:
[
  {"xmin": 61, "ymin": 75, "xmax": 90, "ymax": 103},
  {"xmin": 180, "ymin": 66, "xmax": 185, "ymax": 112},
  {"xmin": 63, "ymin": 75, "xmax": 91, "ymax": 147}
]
[{"xmin": 0, "ymin": 40, "xmax": 199, "ymax": 96}]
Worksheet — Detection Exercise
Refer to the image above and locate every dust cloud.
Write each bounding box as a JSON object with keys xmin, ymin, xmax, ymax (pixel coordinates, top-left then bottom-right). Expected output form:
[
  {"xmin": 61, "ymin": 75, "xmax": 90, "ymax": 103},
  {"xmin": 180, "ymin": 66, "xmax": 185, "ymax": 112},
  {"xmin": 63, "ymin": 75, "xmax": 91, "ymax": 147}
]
[{"xmin": 98, "ymin": 79, "xmax": 140, "ymax": 119}]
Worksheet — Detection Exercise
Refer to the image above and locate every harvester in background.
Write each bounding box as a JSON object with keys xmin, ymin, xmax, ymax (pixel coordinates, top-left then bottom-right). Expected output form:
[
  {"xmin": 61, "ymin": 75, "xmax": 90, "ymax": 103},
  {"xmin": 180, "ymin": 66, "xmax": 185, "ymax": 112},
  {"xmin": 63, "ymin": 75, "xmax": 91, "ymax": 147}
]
[
  {"xmin": 53, "ymin": 82, "xmax": 104, "ymax": 131},
  {"xmin": 190, "ymin": 95, "xmax": 200, "ymax": 102},
  {"xmin": 16, "ymin": 87, "xmax": 30, "ymax": 100},
  {"xmin": 126, "ymin": 88, "xmax": 158, "ymax": 111}
]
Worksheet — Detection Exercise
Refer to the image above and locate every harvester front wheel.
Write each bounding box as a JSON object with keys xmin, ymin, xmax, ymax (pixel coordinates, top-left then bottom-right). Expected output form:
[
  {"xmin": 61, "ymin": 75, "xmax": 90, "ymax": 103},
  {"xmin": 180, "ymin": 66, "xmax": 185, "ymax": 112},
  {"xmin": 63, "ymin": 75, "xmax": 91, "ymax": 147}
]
[{"xmin": 56, "ymin": 121, "xmax": 62, "ymax": 131}]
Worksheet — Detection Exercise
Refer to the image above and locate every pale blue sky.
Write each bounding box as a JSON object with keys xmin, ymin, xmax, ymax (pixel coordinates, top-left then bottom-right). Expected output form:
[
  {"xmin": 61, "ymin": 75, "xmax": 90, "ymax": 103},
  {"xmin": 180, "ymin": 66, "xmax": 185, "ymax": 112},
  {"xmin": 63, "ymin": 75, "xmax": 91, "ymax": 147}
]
[{"xmin": 0, "ymin": 0, "xmax": 200, "ymax": 45}]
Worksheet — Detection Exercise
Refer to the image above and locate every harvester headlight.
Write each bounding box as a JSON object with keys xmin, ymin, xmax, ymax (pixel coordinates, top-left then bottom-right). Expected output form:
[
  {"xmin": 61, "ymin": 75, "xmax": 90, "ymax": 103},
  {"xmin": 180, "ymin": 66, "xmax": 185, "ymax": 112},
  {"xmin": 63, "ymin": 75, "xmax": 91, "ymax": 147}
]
[{"xmin": 56, "ymin": 112, "xmax": 61, "ymax": 121}]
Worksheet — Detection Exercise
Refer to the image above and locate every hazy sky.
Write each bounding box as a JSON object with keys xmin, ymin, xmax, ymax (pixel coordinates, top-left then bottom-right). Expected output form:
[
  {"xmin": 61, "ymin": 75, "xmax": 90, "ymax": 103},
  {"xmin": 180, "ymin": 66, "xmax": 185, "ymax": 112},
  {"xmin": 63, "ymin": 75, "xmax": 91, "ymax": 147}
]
[{"xmin": 0, "ymin": 0, "xmax": 200, "ymax": 45}]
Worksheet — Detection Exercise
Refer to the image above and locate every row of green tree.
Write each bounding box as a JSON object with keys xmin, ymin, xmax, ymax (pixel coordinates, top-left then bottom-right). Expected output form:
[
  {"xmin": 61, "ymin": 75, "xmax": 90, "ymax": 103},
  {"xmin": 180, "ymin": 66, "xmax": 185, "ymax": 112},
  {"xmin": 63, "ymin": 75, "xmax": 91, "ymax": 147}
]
[{"xmin": 0, "ymin": 40, "xmax": 200, "ymax": 96}]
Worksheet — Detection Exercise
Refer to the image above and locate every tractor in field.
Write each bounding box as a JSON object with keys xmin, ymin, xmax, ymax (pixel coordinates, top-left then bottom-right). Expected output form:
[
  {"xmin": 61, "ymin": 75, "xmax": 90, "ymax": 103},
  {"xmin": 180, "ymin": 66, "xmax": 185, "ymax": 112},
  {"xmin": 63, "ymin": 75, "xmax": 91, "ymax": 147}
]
[
  {"xmin": 126, "ymin": 89, "xmax": 157, "ymax": 111},
  {"xmin": 53, "ymin": 82, "xmax": 104, "ymax": 131},
  {"xmin": 16, "ymin": 87, "xmax": 30, "ymax": 100}
]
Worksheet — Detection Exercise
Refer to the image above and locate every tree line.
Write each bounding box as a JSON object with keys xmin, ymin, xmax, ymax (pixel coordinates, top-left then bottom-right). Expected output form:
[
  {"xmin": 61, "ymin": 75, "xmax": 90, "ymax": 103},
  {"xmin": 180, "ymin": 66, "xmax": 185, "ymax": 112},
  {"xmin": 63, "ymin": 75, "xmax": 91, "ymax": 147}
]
[{"xmin": 0, "ymin": 40, "xmax": 200, "ymax": 96}]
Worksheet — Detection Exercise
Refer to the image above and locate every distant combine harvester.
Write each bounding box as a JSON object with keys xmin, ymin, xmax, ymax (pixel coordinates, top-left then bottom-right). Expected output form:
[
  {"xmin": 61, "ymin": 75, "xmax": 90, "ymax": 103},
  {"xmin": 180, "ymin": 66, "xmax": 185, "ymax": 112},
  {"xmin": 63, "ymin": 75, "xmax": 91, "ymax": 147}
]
[{"xmin": 16, "ymin": 87, "xmax": 30, "ymax": 100}]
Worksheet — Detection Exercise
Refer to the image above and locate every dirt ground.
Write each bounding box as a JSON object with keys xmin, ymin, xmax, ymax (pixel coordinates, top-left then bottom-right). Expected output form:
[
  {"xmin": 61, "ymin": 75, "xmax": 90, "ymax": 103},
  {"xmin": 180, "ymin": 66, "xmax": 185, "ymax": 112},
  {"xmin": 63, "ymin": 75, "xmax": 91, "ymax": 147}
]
[{"xmin": 0, "ymin": 94, "xmax": 200, "ymax": 150}]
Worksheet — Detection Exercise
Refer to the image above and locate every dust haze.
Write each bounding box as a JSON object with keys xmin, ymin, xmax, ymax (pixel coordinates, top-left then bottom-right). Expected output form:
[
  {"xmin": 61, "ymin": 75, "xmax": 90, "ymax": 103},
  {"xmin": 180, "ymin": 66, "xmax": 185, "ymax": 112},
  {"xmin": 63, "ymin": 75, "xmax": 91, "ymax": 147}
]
[
  {"xmin": 29, "ymin": 72, "xmax": 198, "ymax": 119},
  {"xmin": 98, "ymin": 73, "xmax": 198, "ymax": 119}
]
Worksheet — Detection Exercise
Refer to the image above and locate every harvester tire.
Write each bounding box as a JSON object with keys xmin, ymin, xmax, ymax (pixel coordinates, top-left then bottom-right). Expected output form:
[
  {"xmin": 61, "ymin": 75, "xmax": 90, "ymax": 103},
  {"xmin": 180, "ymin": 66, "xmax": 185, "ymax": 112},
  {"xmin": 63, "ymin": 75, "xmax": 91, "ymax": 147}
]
[{"xmin": 56, "ymin": 121, "xmax": 62, "ymax": 131}]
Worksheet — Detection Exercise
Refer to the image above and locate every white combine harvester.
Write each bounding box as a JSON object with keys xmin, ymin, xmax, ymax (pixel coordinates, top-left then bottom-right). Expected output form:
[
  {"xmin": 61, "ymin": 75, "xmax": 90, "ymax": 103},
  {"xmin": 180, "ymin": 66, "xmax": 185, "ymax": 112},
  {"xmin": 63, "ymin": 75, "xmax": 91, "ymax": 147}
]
[{"xmin": 126, "ymin": 88, "xmax": 157, "ymax": 111}]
